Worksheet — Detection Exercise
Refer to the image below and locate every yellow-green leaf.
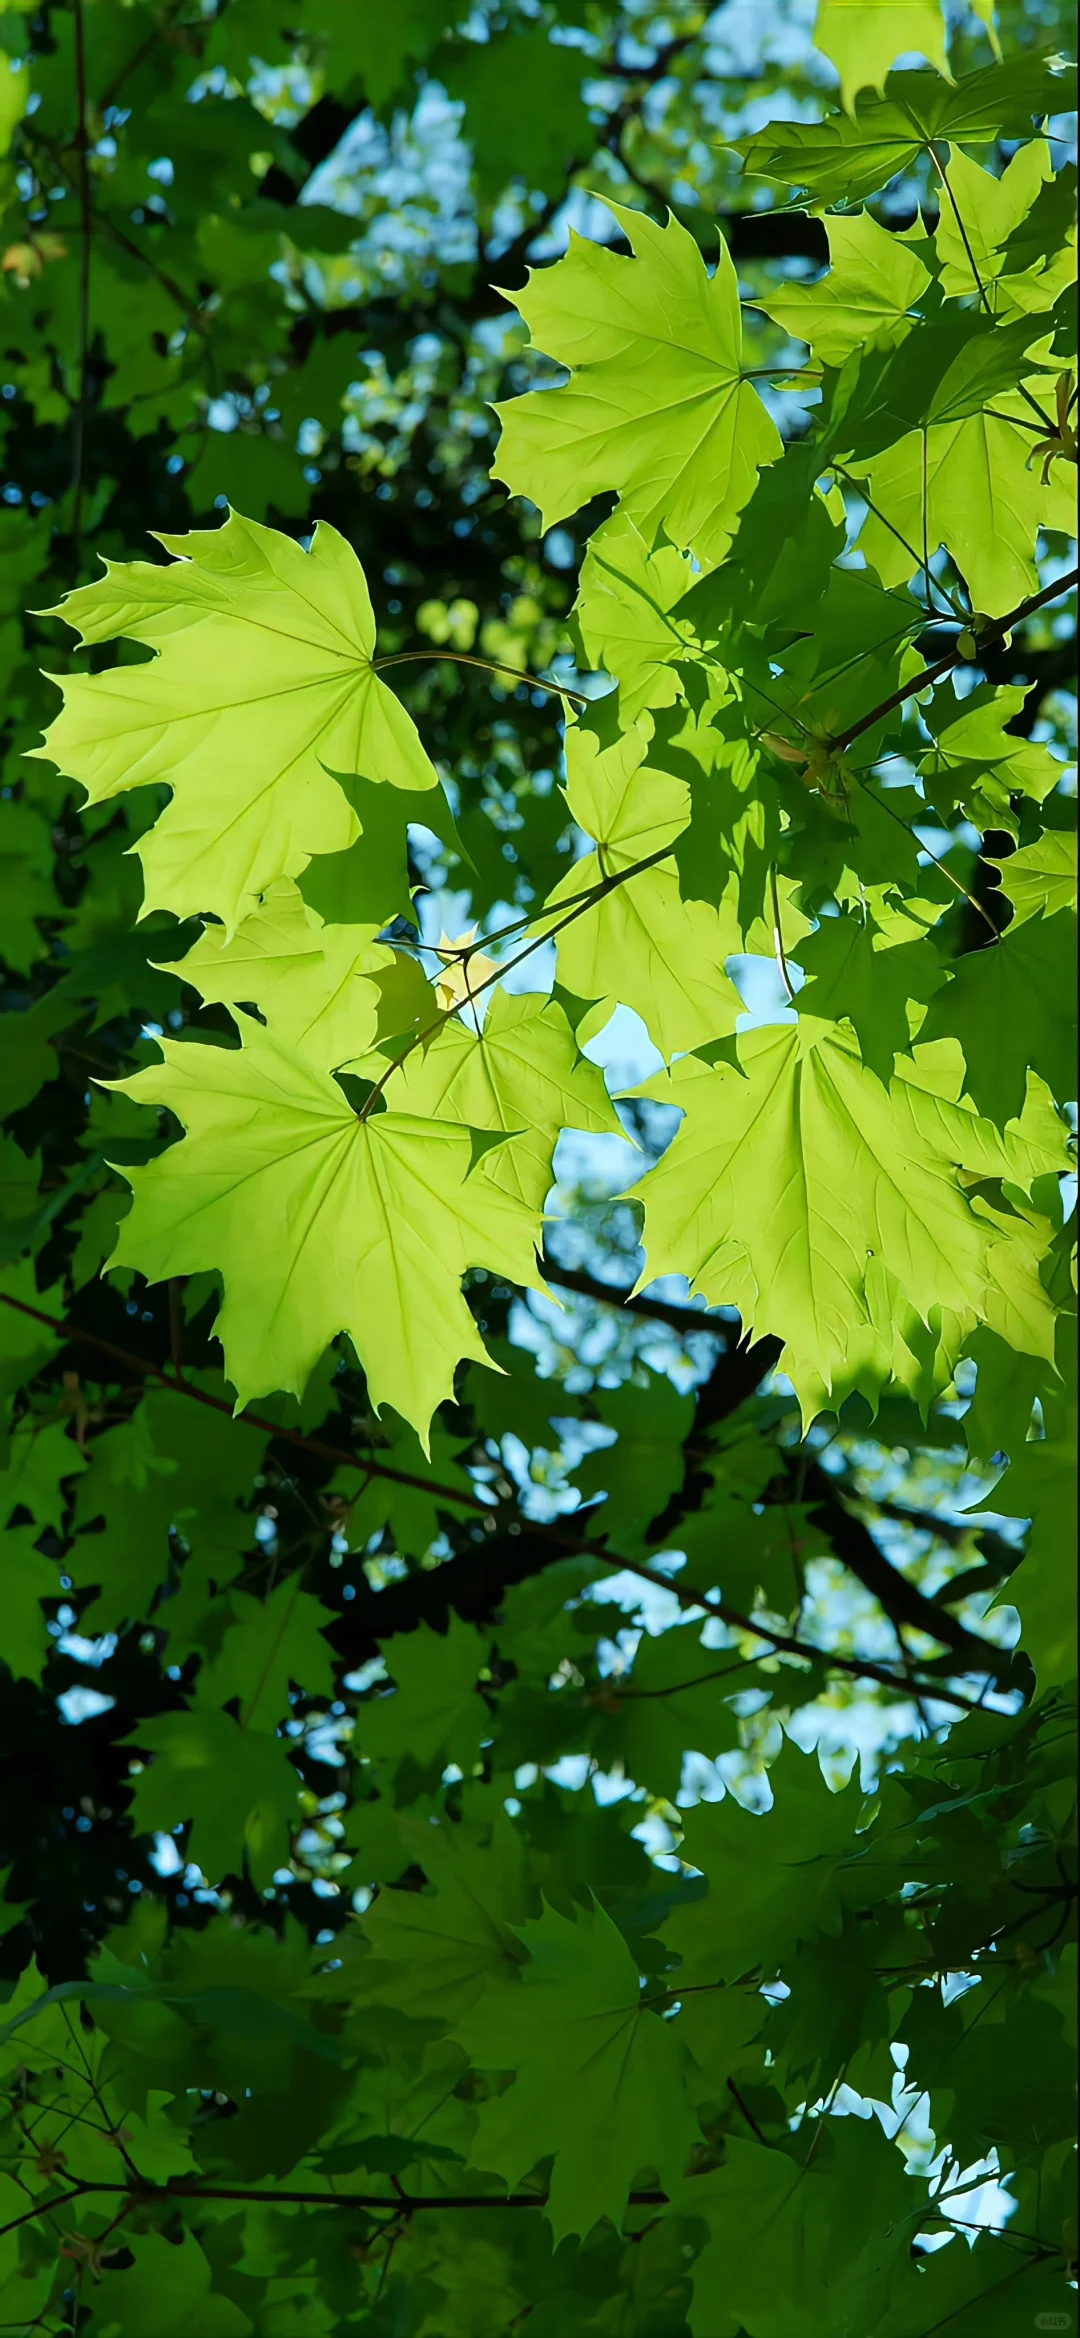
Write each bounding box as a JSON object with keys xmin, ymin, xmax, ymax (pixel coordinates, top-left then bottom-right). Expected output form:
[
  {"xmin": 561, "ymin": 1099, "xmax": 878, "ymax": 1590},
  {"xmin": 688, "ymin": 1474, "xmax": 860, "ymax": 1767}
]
[
  {"xmin": 494, "ymin": 201, "xmax": 782, "ymax": 565},
  {"xmin": 35, "ymin": 510, "xmax": 439, "ymax": 933}
]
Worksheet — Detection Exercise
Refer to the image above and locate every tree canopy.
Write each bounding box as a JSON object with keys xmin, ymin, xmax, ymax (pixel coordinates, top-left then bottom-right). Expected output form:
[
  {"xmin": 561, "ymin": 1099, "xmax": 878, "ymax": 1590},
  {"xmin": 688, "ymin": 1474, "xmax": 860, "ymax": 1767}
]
[{"xmin": 0, "ymin": 2, "xmax": 1076, "ymax": 2333}]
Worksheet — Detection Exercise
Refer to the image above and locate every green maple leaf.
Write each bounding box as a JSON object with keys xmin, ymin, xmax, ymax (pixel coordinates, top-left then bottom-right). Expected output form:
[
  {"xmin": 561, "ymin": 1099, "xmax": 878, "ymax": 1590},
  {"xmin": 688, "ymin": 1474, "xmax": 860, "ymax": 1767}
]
[
  {"xmin": 67, "ymin": 1394, "xmax": 259, "ymax": 1644},
  {"xmin": 919, "ymin": 913, "xmax": 1077, "ymax": 1123},
  {"xmin": 493, "ymin": 200, "xmax": 782, "ymax": 565},
  {"xmin": 0, "ymin": 1416, "xmax": 87, "ymax": 1533},
  {"xmin": 758, "ymin": 208, "xmax": 931, "ymax": 366},
  {"xmin": 933, "ymin": 138, "xmax": 1052, "ymax": 303},
  {"xmin": 989, "ymin": 831, "xmax": 1076, "ymax": 926},
  {"xmin": 631, "ymin": 1019, "xmax": 991, "ymax": 1422},
  {"xmin": 302, "ymin": 0, "xmax": 449, "ymax": 107},
  {"xmin": 350, "ymin": 1815, "xmax": 530, "ymax": 2021},
  {"xmin": 735, "ymin": 55, "xmax": 1075, "ymax": 210},
  {"xmin": 92, "ymin": 2231, "xmax": 252, "ymax": 2338},
  {"xmin": 592, "ymin": 1621, "xmax": 743, "ymax": 1803},
  {"xmin": 362, "ymin": 1617, "xmax": 492, "ymax": 1775},
  {"xmin": 574, "ymin": 512, "xmax": 698, "ymax": 723},
  {"xmin": 813, "ymin": 0, "xmax": 950, "ymax": 113},
  {"xmin": 543, "ymin": 723, "xmax": 742, "ymax": 1059},
  {"xmin": 983, "ymin": 1354, "xmax": 1076, "ymax": 1687},
  {"xmin": 106, "ymin": 1022, "xmax": 547, "ymax": 1439},
  {"xmin": 333, "ymin": 1411, "xmax": 477, "ymax": 1559},
  {"xmin": 67, "ymin": 1405, "xmax": 181, "ymax": 1631},
  {"xmin": 194, "ymin": 1579, "xmax": 337, "ymax": 1728},
  {"xmin": 662, "ymin": 1746, "xmax": 862, "ymax": 1988},
  {"xmin": 936, "ymin": 1965, "xmax": 1076, "ymax": 2163},
  {"xmin": 794, "ymin": 912, "xmax": 943, "ymax": 1082},
  {"xmin": 389, "ymin": 989, "xmax": 622, "ymax": 1213},
  {"xmin": 297, "ymin": 767, "xmax": 419, "ymax": 930},
  {"xmin": 454, "ymin": 1895, "xmax": 700, "ymax": 2242},
  {"xmin": 678, "ymin": 2138, "xmax": 813, "ymax": 2338},
  {"xmin": 0, "ymin": 1258, "xmax": 61, "ymax": 1408},
  {"xmin": 126, "ymin": 1708, "xmax": 301, "ymax": 1887},
  {"xmin": 680, "ymin": 2122, "xmax": 915, "ymax": 2338},
  {"xmin": 919, "ymin": 681, "xmax": 1064, "ymax": 834},
  {"xmin": 678, "ymin": 1490, "xmax": 833, "ymax": 1621},
  {"xmin": 852, "ymin": 391, "xmax": 1074, "ymax": 616},
  {"xmin": 175, "ymin": 879, "xmax": 392, "ymax": 1070},
  {"xmin": 0, "ymin": 1525, "xmax": 60, "ymax": 1684},
  {"xmin": 35, "ymin": 510, "xmax": 439, "ymax": 932},
  {"xmin": 443, "ymin": 27, "xmax": 590, "ymax": 205},
  {"xmin": 571, "ymin": 1371, "xmax": 693, "ymax": 1550},
  {"xmin": 927, "ymin": 311, "xmax": 1067, "ymax": 428},
  {"xmin": 0, "ymin": 799, "xmax": 58, "ymax": 976}
]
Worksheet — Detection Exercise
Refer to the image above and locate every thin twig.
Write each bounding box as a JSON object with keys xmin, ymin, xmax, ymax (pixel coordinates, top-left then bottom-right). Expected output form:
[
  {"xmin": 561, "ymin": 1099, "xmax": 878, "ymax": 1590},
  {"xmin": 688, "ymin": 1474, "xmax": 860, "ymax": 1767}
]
[
  {"xmin": 831, "ymin": 565, "xmax": 1079, "ymax": 753},
  {"xmin": 356, "ymin": 840, "xmax": 674, "ymax": 1122},
  {"xmin": 0, "ymin": 1287, "xmax": 1010, "ymax": 1704}
]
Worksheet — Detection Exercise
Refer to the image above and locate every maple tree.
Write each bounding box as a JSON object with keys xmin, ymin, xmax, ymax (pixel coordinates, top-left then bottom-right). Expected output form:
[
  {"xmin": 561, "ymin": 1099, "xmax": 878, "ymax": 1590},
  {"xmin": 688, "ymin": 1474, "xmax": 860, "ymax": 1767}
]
[{"xmin": 0, "ymin": 1, "xmax": 1076, "ymax": 2333}]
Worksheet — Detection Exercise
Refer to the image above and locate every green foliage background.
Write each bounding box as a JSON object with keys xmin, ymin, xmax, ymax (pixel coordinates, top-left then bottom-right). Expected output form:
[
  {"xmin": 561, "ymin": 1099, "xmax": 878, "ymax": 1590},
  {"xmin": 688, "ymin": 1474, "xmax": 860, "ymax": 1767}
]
[{"xmin": 0, "ymin": 1, "xmax": 1076, "ymax": 2332}]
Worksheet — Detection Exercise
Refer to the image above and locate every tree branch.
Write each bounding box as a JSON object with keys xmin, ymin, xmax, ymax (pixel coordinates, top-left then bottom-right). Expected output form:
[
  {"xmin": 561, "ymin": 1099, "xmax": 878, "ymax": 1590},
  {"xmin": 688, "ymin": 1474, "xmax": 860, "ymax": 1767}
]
[
  {"xmin": 832, "ymin": 567, "xmax": 1080, "ymax": 756},
  {"xmin": 0, "ymin": 2176, "xmax": 670, "ymax": 2222},
  {"xmin": 537, "ymin": 1257, "xmax": 736, "ymax": 1340},
  {"xmin": 70, "ymin": 0, "xmax": 92, "ymax": 550},
  {"xmin": 799, "ymin": 1464, "xmax": 1015, "ymax": 1682},
  {"xmin": 0, "ymin": 1291, "xmax": 1005, "ymax": 1706}
]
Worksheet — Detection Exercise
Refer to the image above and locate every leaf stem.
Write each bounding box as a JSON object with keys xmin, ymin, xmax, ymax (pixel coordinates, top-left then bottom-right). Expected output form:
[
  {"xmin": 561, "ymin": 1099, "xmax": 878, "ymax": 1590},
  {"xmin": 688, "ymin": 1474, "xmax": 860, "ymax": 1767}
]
[
  {"xmin": 372, "ymin": 649, "xmax": 588, "ymax": 706},
  {"xmin": 926, "ymin": 144, "xmax": 1055, "ymax": 436},
  {"xmin": 356, "ymin": 841, "xmax": 673, "ymax": 1122},
  {"xmin": 769, "ymin": 864, "xmax": 796, "ymax": 1001}
]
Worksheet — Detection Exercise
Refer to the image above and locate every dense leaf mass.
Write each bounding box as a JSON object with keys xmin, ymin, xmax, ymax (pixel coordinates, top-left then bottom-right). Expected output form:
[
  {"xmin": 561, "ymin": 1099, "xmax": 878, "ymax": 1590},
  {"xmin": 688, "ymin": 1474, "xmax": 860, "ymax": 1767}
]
[{"xmin": 0, "ymin": 1, "xmax": 1075, "ymax": 2333}]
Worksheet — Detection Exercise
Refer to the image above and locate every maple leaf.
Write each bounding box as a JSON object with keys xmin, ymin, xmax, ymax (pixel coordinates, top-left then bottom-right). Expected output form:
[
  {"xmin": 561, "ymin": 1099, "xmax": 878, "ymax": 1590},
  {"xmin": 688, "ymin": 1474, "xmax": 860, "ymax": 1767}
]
[
  {"xmin": 90, "ymin": 2230, "xmax": 253, "ymax": 2337},
  {"xmin": 574, "ymin": 512, "xmax": 698, "ymax": 722},
  {"xmin": 933, "ymin": 139, "xmax": 1052, "ymax": 303},
  {"xmin": 663, "ymin": 1744, "xmax": 863, "ymax": 1988},
  {"xmin": 813, "ymin": 0, "xmax": 951, "ymax": 113},
  {"xmin": 989, "ymin": 831, "xmax": 1076, "ymax": 927},
  {"xmin": 454, "ymin": 1896, "xmax": 700, "ymax": 2241},
  {"xmin": 105, "ymin": 1022, "xmax": 548, "ymax": 1441},
  {"xmin": 431, "ymin": 926, "xmax": 498, "ymax": 1016},
  {"xmin": 851, "ymin": 390, "xmax": 1074, "ymax": 616},
  {"xmin": 919, "ymin": 914, "xmax": 1077, "ymax": 1124},
  {"xmin": 631, "ymin": 1019, "xmax": 992, "ymax": 1421},
  {"xmin": 350, "ymin": 1816, "xmax": 530, "ymax": 2021},
  {"xmin": 542, "ymin": 723, "xmax": 743, "ymax": 1058},
  {"xmin": 35, "ymin": 510, "xmax": 440, "ymax": 932},
  {"xmin": 361, "ymin": 1616, "xmax": 493, "ymax": 1775},
  {"xmin": 389, "ymin": 988, "xmax": 622, "ymax": 1210},
  {"xmin": 758, "ymin": 207, "xmax": 931, "ymax": 365},
  {"xmin": 125, "ymin": 1708, "xmax": 302, "ymax": 1889},
  {"xmin": 176, "ymin": 879, "xmax": 392, "ymax": 1069},
  {"xmin": 494, "ymin": 200, "xmax": 782, "ymax": 565},
  {"xmin": 193, "ymin": 1579, "xmax": 337, "ymax": 1729}
]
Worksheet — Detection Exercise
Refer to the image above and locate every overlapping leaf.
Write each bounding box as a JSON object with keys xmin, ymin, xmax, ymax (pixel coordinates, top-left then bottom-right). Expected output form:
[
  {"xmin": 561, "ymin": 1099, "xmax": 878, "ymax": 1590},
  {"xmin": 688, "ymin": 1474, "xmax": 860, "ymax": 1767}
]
[
  {"xmin": 36, "ymin": 510, "xmax": 439, "ymax": 931},
  {"xmin": 105, "ymin": 1022, "xmax": 548, "ymax": 1438},
  {"xmin": 494, "ymin": 201, "xmax": 782, "ymax": 565}
]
